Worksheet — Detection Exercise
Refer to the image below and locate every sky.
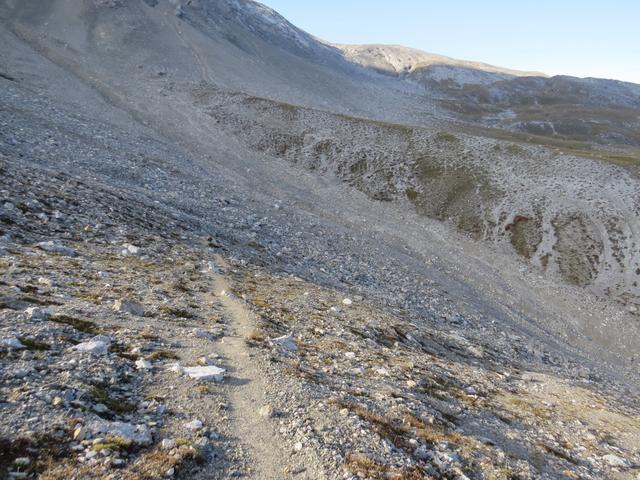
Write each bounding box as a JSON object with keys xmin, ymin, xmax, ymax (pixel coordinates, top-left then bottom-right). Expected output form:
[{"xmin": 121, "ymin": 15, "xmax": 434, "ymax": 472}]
[{"xmin": 260, "ymin": 0, "xmax": 640, "ymax": 84}]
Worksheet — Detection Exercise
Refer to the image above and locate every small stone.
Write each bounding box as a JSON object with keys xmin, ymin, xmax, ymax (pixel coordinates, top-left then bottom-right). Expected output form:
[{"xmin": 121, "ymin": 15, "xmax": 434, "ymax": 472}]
[
  {"xmin": 72, "ymin": 338, "xmax": 110, "ymax": 356},
  {"xmin": 135, "ymin": 359, "xmax": 152, "ymax": 370},
  {"xmin": 73, "ymin": 427, "xmax": 86, "ymax": 441},
  {"xmin": 1, "ymin": 337, "xmax": 25, "ymax": 350},
  {"xmin": 85, "ymin": 450, "xmax": 98, "ymax": 460},
  {"xmin": 111, "ymin": 459, "xmax": 125, "ymax": 468},
  {"xmin": 165, "ymin": 467, "xmax": 175, "ymax": 477},
  {"xmin": 37, "ymin": 241, "xmax": 78, "ymax": 257},
  {"xmin": 183, "ymin": 365, "xmax": 225, "ymax": 382},
  {"xmin": 113, "ymin": 299, "xmax": 145, "ymax": 316},
  {"xmin": 294, "ymin": 442, "xmax": 303, "ymax": 452},
  {"xmin": 13, "ymin": 457, "xmax": 30, "ymax": 467},
  {"xmin": 342, "ymin": 298, "xmax": 353, "ymax": 306},
  {"xmin": 25, "ymin": 307, "xmax": 50, "ymax": 321},
  {"xmin": 271, "ymin": 334, "xmax": 297, "ymax": 351},
  {"xmin": 603, "ymin": 454, "xmax": 629, "ymax": 467},
  {"xmin": 406, "ymin": 380, "xmax": 417, "ymax": 388},
  {"xmin": 93, "ymin": 403, "xmax": 109, "ymax": 413},
  {"xmin": 258, "ymin": 405, "xmax": 274, "ymax": 418},
  {"xmin": 121, "ymin": 244, "xmax": 142, "ymax": 256},
  {"xmin": 185, "ymin": 419, "xmax": 203, "ymax": 431},
  {"xmin": 339, "ymin": 408, "xmax": 349, "ymax": 417},
  {"xmin": 161, "ymin": 438, "xmax": 177, "ymax": 450},
  {"xmin": 52, "ymin": 396, "xmax": 64, "ymax": 407}
]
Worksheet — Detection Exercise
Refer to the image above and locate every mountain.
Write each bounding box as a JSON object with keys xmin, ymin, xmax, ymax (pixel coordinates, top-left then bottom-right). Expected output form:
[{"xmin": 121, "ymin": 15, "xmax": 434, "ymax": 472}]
[{"xmin": 0, "ymin": 1, "xmax": 639, "ymax": 479}]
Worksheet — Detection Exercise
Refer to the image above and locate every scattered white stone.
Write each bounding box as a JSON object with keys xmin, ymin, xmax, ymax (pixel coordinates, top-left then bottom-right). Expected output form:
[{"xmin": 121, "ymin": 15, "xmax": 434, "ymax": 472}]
[
  {"xmin": 344, "ymin": 352, "xmax": 356, "ymax": 359},
  {"xmin": 73, "ymin": 426, "xmax": 86, "ymax": 441},
  {"xmin": 113, "ymin": 299, "xmax": 145, "ymax": 316},
  {"xmin": 25, "ymin": 307, "xmax": 50, "ymax": 321},
  {"xmin": 185, "ymin": 419, "xmax": 203, "ymax": 431},
  {"xmin": 52, "ymin": 396, "xmax": 64, "ymax": 406},
  {"xmin": 168, "ymin": 363, "xmax": 185, "ymax": 375},
  {"xmin": 37, "ymin": 277, "xmax": 53, "ymax": 286},
  {"xmin": 72, "ymin": 337, "xmax": 110, "ymax": 356},
  {"xmin": 342, "ymin": 298, "xmax": 353, "ymax": 306},
  {"xmin": 602, "ymin": 454, "xmax": 629, "ymax": 468},
  {"xmin": 1, "ymin": 337, "xmax": 25, "ymax": 350},
  {"xmin": 271, "ymin": 334, "xmax": 298, "ymax": 351},
  {"xmin": 37, "ymin": 241, "xmax": 78, "ymax": 257},
  {"xmin": 13, "ymin": 457, "xmax": 30, "ymax": 467},
  {"xmin": 93, "ymin": 403, "xmax": 109, "ymax": 413},
  {"xmin": 165, "ymin": 467, "xmax": 175, "ymax": 477},
  {"xmin": 12, "ymin": 368, "xmax": 31, "ymax": 379},
  {"xmin": 183, "ymin": 365, "xmax": 225, "ymax": 382},
  {"xmin": 135, "ymin": 359, "xmax": 152, "ymax": 370},
  {"xmin": 161, "ymin": 438, "xmax": 177, "ymax": 450},
  {"xmin": 258, "ymin": 405, "xmax": 274, "ymax": 418},
  {"xmin": 121, "ymin": 244, "xmax": 142, "ymax": 256},
  {"xmin": 294, "ymin": 441, "xmax": 303, "ymax": 452},
  {"xmin": 87, "ymin": 420, "xmax": 152, "ymax": 446}
]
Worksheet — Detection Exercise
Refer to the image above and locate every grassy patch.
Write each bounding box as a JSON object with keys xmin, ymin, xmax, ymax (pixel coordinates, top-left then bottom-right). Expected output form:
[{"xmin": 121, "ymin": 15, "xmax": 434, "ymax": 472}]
[
  {"xmin": 89, "ymin": 386, "xmax": 137, "ymax": 414},
  {"xmin": 149, "ymin": 350, "xmax": 179, "ymax": 361},
  {"xmin": 344, "ymin": 453, "xmax": 428, "ymax": 479},
  {"xmin": 50, "ymin": 314, "xmax": 100, "ymax": 335},
  {"xmin": 159, "ymin": 305, "xmax": 195, "ymax": 319},
  {"xmin": 92, "ymin": 436, "xmax": 133, "ymax": 452},
  {"xmin": 18, "ymin": 337, "xmax": 51, "ymax": 351}
]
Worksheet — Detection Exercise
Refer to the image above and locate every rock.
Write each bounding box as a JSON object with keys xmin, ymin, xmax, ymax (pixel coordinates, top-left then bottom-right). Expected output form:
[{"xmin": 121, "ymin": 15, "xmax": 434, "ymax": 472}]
[
  {"xmin": 121, "ymin": 244, "xmax": 142, "ymax": 256},
  {"xmin": 294, "ymin": 441, "xmax": 303, "ymax": 452},
  {"xmin": 113, "ymin": 299, "xmax": 145, "ymax": 316},
  {"xmin": 86, "ymin": 420, "xmax": 152, "ymax": 446},
  {"xmin": 12, "ymin": 368, "xmax": 32, "ymax": 379},
  {"xmin": 25, "ymin": 307, "xmax": 50, "ymax": 321},
  {"xmin": 185, "ymin": 419, "xmax": 203, "ymax": 431},
  {"xmin": 13, "ymin": 457, "xmax": 30, "ymax": 467},
  {"xmin": 161, "ymin": 438, "xmax": 177, "ymax": 450},
  {"xmin": 406, "ymin": 380, "xmax": 417, "ymax": 388},
  {"xmin": 342, "ymin": 298, "xmax": 353, "ymax": 306},
  {"xmin": 165, "ymin": 467, "xmax": 175, "ymax": 477},
  {"xmin": 183, "ymin": 365, "xmax": 225, "ymax": 382},
  {"xmin": 85, "ymin": 450, "xmax": 98, "ymax": 460},
  {"xmin": 258, "ymin": 405, "xmax": 274, "ymax": 418},
  {"xmin": 135, "ymin": 359, "xmax": 152, "ymax": 370},
  {"xmin": 73, "ymin": 426, "xmax": 86, "ymax": 441},
  {"xmin": 271, "ymin": 334, "xmax": 298, "ymax": 351},
  {"xmin": 72, "ymin": 337, "xmax": 110, "ymax": 356},
  {"xmin": 93, "ymin": 403, "xmax": 109, "ymax": 413},
  {"xmin": 1, "ymin": 337, "xmax": 25, "ymax": 349},
  {"xmin": 168, "ymin": 363, "xmax": 185, "ymax": 375},
  {"xmin": 37, "ymin": 241, "xmax": 78, "ymax": 257},
  {"xmin": 52, "ymin": 396, "xmax": 64, "ymax": 406},
  {"xmin": 603, "ymin": 454, "xmax": 629, "ymax": 468}
]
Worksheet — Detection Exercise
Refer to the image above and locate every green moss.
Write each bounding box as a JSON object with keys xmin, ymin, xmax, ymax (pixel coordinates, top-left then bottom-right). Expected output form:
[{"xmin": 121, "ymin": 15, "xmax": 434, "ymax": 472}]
[{"xmin": 89, "ymin": 386, "xmax": 137, "ymax": 414}]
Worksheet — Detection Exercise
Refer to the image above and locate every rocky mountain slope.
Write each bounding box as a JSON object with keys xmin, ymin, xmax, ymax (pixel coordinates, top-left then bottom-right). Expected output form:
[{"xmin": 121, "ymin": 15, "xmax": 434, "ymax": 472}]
[{"xmin": 0, "ymin": 0, "xmax": 639, "ymax": 479}]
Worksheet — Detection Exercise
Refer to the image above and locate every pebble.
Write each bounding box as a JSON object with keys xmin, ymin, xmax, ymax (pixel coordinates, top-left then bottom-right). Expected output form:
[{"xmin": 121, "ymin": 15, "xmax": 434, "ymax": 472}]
[
  {"xmin": 185, "ymin": 419, "xmax": 203, "ymax": 431},
  {"xmin": 271, "ymin": 334, "xmax": 298, "ymax": 351},
  {"xmin": 135, "ymin": 359, "xmax": 153, "ymax": 370},
  {"xmin": 113, "ymin": 299, "xmax": 145, "ymax": 316},
  {"xmin": 183, "ymin": 365, "xmax": 225, "ymax": 382},
  {"xmin": 1, "ymin": 337, "xmax": 25, "ymax": 349},
  {"xmin": 37, "ymin": 240, "xmax": 78, "ymax": 257}
]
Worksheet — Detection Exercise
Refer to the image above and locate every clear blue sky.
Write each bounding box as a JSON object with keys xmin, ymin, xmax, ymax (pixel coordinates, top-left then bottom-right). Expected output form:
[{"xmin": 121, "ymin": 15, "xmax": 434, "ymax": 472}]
[{"xmin": 260, "ymin": 0, "xmax": 640, "ymax": 84}]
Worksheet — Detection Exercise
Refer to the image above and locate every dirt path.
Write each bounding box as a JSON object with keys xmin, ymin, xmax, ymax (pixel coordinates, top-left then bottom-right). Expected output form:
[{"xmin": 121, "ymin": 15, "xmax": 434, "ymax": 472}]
[{"xmin": 206, "ymin": 256, "xmax": 293, "ymax": 479}]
